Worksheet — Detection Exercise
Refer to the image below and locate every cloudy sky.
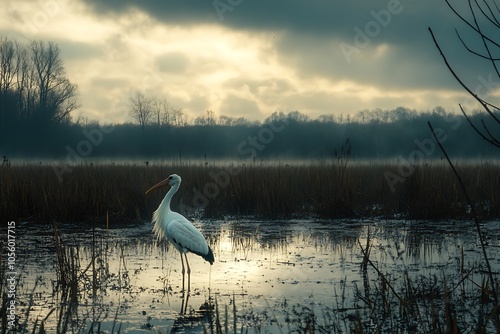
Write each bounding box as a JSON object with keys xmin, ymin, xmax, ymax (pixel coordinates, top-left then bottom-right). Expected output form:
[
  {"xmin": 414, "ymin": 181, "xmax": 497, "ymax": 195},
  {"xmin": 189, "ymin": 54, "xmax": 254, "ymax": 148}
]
[{"xmin": 2, "ymin": 0, "xmax": 498, "ymax": 123}]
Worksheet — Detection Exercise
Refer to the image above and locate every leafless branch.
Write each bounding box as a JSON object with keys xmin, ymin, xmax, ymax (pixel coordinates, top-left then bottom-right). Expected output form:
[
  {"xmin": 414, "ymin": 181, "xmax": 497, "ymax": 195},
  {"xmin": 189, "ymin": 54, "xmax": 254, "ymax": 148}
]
[
  {"xmin": 456, "ymin": 29, "xmax": 500, "ymax": 60},
  {"xmin": 429, "ymin": 27, "xmax": 500, "ymax": 121},
  {"xmin": 428, "ymin": 121, "xmax": 500, "ymax": 325},
  {"xmin": 468, "ymin": 0, "xmax": 500, "ymax": 78},
  {"xmin": 459, "ymin": 104, "xmax": 500, "ymax": 147},
  {"xmin": 444, "ymin": 0, "xmax": 500, "ymax": 48}
]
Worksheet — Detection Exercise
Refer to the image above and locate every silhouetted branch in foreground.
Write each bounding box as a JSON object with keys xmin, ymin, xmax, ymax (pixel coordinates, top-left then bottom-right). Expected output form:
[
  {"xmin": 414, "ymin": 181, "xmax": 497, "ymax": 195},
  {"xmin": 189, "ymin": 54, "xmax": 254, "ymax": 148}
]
[
  {"xmin": 459, "ymin": 103, "xmax": 500, "ymax": 147},
  {"xmin": 428, "ymin": 121, "xmax": 500, "ymax": 328},
  {"xmin": 428, "ymin": 0, "xmax": 500, "ymax": 147}
]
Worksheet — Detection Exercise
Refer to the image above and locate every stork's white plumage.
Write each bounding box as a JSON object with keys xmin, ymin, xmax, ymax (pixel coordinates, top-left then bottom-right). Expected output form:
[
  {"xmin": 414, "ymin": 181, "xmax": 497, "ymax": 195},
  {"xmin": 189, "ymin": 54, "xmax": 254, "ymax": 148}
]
[{"xmin": 146, "ymin": 174, "xmax": 214, "ymax": 291}]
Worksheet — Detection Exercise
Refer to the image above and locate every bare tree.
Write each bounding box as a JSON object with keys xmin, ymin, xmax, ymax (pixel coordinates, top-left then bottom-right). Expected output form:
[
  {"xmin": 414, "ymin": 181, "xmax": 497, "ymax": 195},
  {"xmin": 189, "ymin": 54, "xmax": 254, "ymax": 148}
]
[
  {"xmin": 264, "ymin": 111, "xmax": 287, "ymax": 124},
  {"xmin": 234, "ymin": 116, "xmax": 253, "ymax": 126},
  {"xmin": 194, "ymin": 109, "xmax": 217, "ymax": 126},
  {"xmin": 129, "ymin": 90, "xmax": 153, "ymax": 130},
  {"xmin": 148, "ymin": 96, "xmax": 185, "ymax": 127},
  {"xmin": 218, "ymin": 114, "xmax": 254, "ymax": 126},
  {"xmin": 161, "ymin": 99, "xmax": 173, "ymax": 126},
  {"xmin": 152, "ymin": 97, "xmax": 168, "ymax": 127},
  {"xmin": 264, "ymin": 110, "xmax": 310, "ymax": 124},
  {"xmin": 0, "ymin": 38, "xmax": 18, "ymax": 127},
  {"xmin": 218, "ymin": 114, "xmax": 234, "ymax": 126},
  {"xmin": 0, "ymin": 38, "xmax": 18, "ymax": 95},
  {"xmin": 317, "ymin": 114, "xmax": 336, "ymax": 123},
  {"xmin": 15, "ymin": 43, "xmax": 31, "ymax": 120},
  {"xmin": 288, "ymin": 110, "xmax": 310, "ymax": 123},
  {"xmin": 0, "ymin": 37, "xmax": 78, "ymax": 129},
  {"xmin": 170, "ymin": 106, "xmax": 187, "ymax": 126},
  {"xmin": 30, "ymin": 41, "xmax": 78, "ymax": 124},
  {"xmin": 429, "ymin": 0, "xmax": 500, "ymax": 147}
]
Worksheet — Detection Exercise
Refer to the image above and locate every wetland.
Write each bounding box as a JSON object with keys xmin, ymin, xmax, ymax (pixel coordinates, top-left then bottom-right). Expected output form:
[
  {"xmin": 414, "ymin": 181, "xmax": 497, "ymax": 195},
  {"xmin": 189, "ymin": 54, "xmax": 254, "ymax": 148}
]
[{"xmin": 3, "ymin": 218, "xmax": 500, "ymax": 333}]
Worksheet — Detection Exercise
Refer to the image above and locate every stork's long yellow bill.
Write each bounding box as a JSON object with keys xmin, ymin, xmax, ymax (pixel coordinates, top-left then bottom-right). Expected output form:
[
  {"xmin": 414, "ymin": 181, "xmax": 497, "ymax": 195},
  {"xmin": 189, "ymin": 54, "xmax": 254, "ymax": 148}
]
[{"xmin": 145, "ymin": 178, "xmax": 171, "ymax": 194}]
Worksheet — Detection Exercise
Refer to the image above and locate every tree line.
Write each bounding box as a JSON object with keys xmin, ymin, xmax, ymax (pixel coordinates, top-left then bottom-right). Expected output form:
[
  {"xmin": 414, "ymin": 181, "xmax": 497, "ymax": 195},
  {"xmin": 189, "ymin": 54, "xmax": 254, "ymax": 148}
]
[
  {"xmin": 1, "ymin": 106, "xmax": 498, "ymax": 161},
  {"xmin": 128, "ymin": 88, "xmax": 438, "ymax": 128}
]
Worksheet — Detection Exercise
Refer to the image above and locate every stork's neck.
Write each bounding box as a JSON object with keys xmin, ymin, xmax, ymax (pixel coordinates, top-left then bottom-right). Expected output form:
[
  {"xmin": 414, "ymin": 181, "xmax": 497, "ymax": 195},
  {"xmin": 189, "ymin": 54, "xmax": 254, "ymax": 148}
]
[{"xmin": 161, "ymin": 182, "xmax": 180, "ymax": 212}]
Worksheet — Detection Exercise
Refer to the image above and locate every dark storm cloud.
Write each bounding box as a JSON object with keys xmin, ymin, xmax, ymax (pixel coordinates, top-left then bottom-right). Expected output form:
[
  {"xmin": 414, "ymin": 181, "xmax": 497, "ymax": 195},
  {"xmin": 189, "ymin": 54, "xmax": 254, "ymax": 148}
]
[
  {"xmin": 81, "ymin": 0, "xmax": 436, "ymax": 39},
  {"xmin": 79, "ymin": 0, "xmax": 496, "ymax": 92}
]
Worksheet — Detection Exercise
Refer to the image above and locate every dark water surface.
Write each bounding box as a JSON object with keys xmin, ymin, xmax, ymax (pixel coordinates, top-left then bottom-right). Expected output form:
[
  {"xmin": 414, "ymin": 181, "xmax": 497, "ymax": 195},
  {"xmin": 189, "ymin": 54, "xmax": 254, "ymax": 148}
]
[{"xmin": 6, "ymin": 219, "xmax": 500, "ymax": 333}]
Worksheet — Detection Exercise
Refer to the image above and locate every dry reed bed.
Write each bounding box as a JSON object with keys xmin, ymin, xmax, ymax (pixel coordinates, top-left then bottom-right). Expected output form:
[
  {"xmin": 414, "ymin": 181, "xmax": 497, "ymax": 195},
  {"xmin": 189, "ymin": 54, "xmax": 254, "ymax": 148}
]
[{"xmin": 1, "ymin": 161, "xmax": 499, "ymax": 222}]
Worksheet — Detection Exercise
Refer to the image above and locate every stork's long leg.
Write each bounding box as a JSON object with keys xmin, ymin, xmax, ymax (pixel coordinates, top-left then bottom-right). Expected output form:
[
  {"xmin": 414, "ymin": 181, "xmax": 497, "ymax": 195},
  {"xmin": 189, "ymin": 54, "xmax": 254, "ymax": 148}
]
[
  {"xmin": 184, "ymin": 253, "xmax": 191, "ymax": 274},
  {"xmin": 184, "ymin": 253, "xmax": 191, "ymax": 293},
  {"xmin": 180, "ymin": 251, "xmax": 186, "ymax": 274},
  {"xmin": 180, "ymin": 251, "xmax": 186, "ymax": 293}
]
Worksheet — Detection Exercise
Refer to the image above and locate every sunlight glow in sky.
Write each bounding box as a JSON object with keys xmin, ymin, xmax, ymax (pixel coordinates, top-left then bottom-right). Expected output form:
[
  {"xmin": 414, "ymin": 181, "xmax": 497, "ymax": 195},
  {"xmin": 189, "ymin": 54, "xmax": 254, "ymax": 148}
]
[{"xmin": 2, "ymin": 0, "xmax": 497, "ymax": 124}]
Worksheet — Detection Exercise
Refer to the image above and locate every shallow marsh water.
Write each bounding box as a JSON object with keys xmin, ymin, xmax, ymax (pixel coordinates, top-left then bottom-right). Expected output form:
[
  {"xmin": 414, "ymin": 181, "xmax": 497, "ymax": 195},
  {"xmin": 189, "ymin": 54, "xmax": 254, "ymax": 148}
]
[{"xmin": 6, "ymin": 219, "xmax": 500, "ymax": 333}]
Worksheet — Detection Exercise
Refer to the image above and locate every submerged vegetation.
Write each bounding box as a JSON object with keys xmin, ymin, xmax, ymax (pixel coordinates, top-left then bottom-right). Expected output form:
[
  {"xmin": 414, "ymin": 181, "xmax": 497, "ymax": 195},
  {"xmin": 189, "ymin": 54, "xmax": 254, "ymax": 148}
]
[{"xmin": 1, "ymin": 160, "xmax": 499, "ymax": 222}]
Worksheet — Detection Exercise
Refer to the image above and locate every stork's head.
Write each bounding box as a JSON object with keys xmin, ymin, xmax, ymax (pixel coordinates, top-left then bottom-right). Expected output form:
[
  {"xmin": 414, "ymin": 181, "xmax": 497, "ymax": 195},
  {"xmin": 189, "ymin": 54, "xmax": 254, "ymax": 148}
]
[{"xmin": 145, "ymin": 174, "xmax": 182, "ymax": 194}]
